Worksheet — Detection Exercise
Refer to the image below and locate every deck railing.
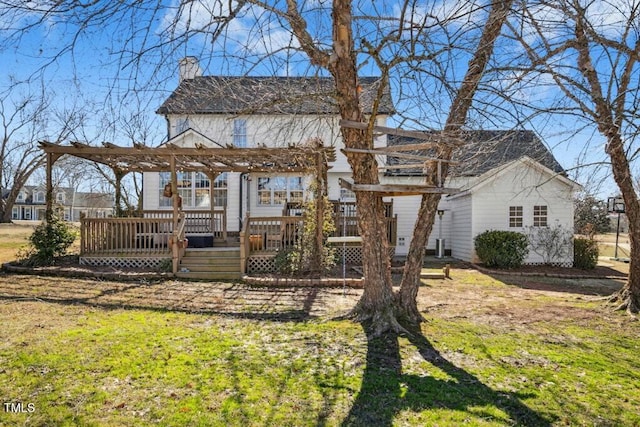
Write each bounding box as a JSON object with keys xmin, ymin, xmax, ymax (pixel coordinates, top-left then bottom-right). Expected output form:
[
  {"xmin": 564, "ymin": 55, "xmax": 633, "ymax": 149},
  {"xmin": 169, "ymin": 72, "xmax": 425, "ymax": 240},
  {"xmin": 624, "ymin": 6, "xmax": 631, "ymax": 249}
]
[
  {"xmin": 80, "ymin": 217, "xmax": 173, "ymax": 257},
  {"xmin": 143, "ymin": 209, "xmax": 227, "ymax": 240}
]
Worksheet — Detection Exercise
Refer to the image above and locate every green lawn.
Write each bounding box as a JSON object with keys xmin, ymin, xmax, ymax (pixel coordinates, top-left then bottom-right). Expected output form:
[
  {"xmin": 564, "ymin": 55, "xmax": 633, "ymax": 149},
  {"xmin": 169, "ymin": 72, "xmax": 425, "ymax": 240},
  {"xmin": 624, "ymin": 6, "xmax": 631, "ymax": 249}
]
[{"xmin": 0, "ymin": 270, "xmax": 638, "ymax": 426}]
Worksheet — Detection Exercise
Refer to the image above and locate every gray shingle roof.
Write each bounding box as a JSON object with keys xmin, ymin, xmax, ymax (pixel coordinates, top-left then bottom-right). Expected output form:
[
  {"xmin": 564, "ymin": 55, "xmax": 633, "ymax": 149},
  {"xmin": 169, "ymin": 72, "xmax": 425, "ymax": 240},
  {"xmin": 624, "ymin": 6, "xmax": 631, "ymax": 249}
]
[
  {"xmin": 386, "ymin": 130, "xmax": 565, "ymax": 177},
  {"xmin": 157, "ymin": 76, "xmax": 395, "ymax": 115}
]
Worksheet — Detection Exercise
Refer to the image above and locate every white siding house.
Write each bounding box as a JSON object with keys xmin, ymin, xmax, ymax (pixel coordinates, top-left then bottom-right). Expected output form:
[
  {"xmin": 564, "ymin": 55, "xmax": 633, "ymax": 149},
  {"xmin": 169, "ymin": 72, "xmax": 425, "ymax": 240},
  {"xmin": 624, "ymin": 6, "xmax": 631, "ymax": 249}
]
[{"xmin": 147, "ymin": 57, "xmax": 580, "ymax": 265}]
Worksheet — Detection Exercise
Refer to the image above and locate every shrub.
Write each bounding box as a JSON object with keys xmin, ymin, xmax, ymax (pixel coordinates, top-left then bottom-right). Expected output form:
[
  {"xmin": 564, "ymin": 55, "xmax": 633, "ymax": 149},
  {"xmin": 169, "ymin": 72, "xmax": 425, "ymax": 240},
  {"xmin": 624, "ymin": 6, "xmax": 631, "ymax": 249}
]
[
  {"xmin": 25, "ymin": 215, "xmax": 77, "ymax": 266},
  {"xmin": 474, "ymin": 230, "xmax": 529, "ymax": 269},
  {"xmin": 526, "ymin": 223, "xmax": 573, "ymax": 265},
  {"xmin": 574, "ymin": 238, "xmax": 599, "ymax": 269}
]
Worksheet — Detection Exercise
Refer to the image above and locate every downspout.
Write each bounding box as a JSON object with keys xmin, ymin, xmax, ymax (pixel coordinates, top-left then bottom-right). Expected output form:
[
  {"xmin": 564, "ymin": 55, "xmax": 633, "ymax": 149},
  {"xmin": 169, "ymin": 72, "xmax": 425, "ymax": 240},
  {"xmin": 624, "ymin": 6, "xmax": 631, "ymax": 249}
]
[{"xmin": 239, "ymin": 173, "xmax": 244, "ymax": 230}]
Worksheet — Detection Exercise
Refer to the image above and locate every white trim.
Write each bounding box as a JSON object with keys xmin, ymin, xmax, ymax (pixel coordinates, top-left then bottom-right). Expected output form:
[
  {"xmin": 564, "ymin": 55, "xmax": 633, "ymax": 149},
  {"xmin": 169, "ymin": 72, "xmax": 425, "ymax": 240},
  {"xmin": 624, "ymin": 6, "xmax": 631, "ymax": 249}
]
[{"xmin": 447, "ymin": 156, "xmax": 581, "ymax": 200}]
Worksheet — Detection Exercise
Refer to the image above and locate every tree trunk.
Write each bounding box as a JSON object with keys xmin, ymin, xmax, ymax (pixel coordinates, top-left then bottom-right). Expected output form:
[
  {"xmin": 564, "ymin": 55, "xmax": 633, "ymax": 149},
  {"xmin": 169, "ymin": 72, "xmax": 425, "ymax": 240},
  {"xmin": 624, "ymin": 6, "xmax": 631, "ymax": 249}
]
[
  {"xmin": 573, "ymin": 15, "xmax": 640, "ymax": 314},
  {"xmin": 328, "ymin": 0, "xmax": 400, "ymax": 334},
  {"xmin": 606, "ymin": 132, "xmax": 640, "ymax": 314},
  {"xmin": 397, "ymin": 0, "xmax": 514, "ymax": 325},
  {"xmin": 397, "ymin": 193, "xmax": 440, "ymax": 324}
]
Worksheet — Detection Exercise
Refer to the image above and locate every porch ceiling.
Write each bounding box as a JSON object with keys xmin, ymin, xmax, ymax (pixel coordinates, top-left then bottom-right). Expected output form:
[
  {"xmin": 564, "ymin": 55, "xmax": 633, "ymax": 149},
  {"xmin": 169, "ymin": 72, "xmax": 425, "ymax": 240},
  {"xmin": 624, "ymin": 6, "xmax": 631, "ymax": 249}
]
[{"xmin": 39, "ymin": 141, "xmax": 336, "ymax": 174}]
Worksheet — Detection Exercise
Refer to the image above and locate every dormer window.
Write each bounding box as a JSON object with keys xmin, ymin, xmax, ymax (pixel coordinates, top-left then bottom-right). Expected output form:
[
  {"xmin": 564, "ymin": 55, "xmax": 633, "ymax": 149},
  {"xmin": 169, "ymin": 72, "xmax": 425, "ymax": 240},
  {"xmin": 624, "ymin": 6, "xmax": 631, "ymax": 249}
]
[
  {"xmin": 56, "ymin": 192, "xmax": 65, "ymax": 203},
  {"xmin": 16, "ymin": 192, "xmax": 25, "ymax": 202},
  {"xmin": 34, "ymin": 191, "xmax": 45, "ymax": 203}
]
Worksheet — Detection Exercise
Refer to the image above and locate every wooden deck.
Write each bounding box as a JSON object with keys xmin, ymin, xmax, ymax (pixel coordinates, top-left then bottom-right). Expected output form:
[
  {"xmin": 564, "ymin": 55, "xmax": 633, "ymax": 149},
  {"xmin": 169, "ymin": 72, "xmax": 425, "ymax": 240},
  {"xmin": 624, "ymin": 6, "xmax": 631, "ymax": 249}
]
[{"xmin": 79, "ymin": 203, "xmax": 397, "ymax": 275}]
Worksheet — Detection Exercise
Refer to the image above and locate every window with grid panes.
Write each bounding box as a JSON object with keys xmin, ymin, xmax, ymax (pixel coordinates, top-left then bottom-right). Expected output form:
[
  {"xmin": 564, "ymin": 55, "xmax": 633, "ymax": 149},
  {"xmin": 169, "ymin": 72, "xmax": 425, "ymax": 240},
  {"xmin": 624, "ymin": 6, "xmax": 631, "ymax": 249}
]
[
  {"xmin": 533, "ymin": 205, "xmax": 548, "ymax": 227},
  {"xmin": 257, "ymin": 176, "xmax": 304, "ymax": 205},
  {"xmin": 509, "ymin": 206, "xmax": 523, "ymax": 227}
]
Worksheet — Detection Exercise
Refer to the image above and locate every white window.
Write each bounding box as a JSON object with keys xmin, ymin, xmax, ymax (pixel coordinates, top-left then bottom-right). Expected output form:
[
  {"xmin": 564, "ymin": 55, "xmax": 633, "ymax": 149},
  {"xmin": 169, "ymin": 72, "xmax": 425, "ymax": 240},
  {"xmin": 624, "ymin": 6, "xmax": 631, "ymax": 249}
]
[
  {"xmin": 16, "ymin": 192, "xmax": 25, "ymax": 202},
  {"xmin": 159, "ymin": 172, "xmax": 227, "ymax": 208},
  {"xmin": 233, "ymin": 119, "xmax": 247, "ymax": 147},
  {"xmin": 340, "ymin": 188, "xmax": 356, "ymax": 201},
  {"xmin": 11, "ymin": 207, "xmax": 19, "ymax": 219},
  {"xmin": 509, "ymin": 206, "xmax": 523, "ymax": 228},
  {"xmin": 56, "ymin": 192, "xmax": 65, "ymax": 203},
  {"xmin": 533, "ymin": 205, "xmax": 548, "ymax": 227},
  {"xmin": 257, "ymin": 176, "xmax": 304, "ymax": 205},
  {"xmin": 34, "ymin": 191, "xmax": 45, "ymax": 203},
  {"xmin": 24, "ymin": 208, "xmax": 32, "ymax": 220}
]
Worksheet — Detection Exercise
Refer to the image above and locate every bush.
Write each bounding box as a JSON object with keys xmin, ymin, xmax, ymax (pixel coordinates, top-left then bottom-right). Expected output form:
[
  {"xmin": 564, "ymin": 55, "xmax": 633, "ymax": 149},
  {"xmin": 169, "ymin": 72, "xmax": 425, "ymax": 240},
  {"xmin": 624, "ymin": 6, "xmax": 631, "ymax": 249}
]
[
  {"xmin": 574, "ymin": 238, "xmax": 599, "ymax": 269},
  {"xmin": 526, "ymin": 223, "xmax": 573, "ymax": 265},
  {"xmin": 25, "ymin": 215, "xmax": 77, "ymax": 266},
  {"xmin": 474, "ymin": 230, "xmax": 529, "ymax": 269}
]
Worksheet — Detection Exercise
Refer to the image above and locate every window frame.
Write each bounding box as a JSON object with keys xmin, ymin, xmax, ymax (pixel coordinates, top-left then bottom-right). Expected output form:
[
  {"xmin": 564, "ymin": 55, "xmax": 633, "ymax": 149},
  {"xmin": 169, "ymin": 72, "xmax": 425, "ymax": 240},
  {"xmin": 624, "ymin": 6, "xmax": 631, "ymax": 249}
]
[
  {"xmin": 159, "ymin": 172, "xmax": 227, "ymax": 209},
  {"xmin": 233, "ymin": 118, "xmax": 247, "ymax": 148},
  {"xmin": 509, "ymin": 206, "xmax": 523, "ymax": 228},
  {"xmin": 256, "ymin": 175, "xmax": 305, "ymax": 206},
  {"xmin": 533, "ymin": 205, "xmax": 548, "ymax": 227}
]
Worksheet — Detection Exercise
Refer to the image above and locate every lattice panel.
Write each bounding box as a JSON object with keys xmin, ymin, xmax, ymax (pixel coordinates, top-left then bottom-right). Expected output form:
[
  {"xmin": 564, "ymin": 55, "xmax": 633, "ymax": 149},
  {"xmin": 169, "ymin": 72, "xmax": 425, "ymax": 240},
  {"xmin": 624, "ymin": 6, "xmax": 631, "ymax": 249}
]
[
  {"xmin": 247, "ymin": 255, "xmax": 276, "ymax": 273},
  {"xmin": 80, "ymin": 256, "xmax": 170, "ymax": 270},
  {"xmin": 333, "ymin": 246, "xmax": 396, "ymax": 266},
  {"xmin": 525, "ymin": 261, "xmax": 573, "ymax": 268},
  {"xmin": 334, "ymin": 246, "xmax": 362, "ymax": 266}
]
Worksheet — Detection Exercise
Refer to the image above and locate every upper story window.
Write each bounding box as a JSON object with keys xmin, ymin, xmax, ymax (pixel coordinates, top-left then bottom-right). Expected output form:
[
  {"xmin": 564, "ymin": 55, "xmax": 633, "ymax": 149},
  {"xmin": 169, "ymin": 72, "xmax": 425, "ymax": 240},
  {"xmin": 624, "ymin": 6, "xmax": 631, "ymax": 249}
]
[
  {"xmin": 34, "ymin": 191, "xmax": 45, "ymax": 203},
  {"xmin": 233, "ymin": 119, "xmax": 247, "ymax": 147},
  {"xmin": 533, "ymin": 205, "xmax": 548, "ymax": 227},
  {"xmin": 16, "ymin": 192, "xmax": 25, "ymax": 202},
  {"xmin": 509, "ymin": 206, "xmax": 523, "ymax": 228},
  {"xmin": 56, "ymin": 192, "xmax": 65, "ymax": 203}
]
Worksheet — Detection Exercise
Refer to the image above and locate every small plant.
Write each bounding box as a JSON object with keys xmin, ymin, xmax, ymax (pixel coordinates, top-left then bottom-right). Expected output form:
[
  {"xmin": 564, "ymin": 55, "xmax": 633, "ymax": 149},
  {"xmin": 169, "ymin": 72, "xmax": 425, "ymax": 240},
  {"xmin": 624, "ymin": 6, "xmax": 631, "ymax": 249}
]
[
  {"xmin": 574, "ymin": 238, "xmax": 599, "ymax": 269},
  {"xmin": 158, "ymin": 258, "xmax": 172, "ymax": 272},
  {"xmin": 526, "ymin": 223, "xmax": 573, "ymax": 266},
  {"xmin": 474, "ymin": 230, "xmax": 529, "ymax": 269},
  {"xmin": 24, "ymin": 215, "xmax": 77, "ymax": 266}
]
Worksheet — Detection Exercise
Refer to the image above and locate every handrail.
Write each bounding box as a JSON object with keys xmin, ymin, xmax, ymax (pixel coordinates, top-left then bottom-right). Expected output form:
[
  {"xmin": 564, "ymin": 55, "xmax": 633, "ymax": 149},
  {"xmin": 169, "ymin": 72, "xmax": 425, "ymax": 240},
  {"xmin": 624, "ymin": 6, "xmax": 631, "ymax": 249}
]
[{"xmin": 80, "ymin": 216, "xmax": 173, "ymax": 257}]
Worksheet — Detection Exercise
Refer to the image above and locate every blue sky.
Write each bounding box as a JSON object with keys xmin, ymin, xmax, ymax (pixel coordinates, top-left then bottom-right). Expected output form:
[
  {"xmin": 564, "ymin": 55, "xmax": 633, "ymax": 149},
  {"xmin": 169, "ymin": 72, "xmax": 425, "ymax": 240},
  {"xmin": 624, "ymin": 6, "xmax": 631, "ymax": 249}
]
[{"xmin": 0, "ymin": 0, "xmax": 624, "ymax": 197}]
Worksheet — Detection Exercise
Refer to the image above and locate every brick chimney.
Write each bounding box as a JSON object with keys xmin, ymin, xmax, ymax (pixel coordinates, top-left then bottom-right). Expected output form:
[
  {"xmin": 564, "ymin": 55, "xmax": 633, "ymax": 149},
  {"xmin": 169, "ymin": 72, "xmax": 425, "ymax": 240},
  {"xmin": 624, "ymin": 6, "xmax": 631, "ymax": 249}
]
[{"xmin": 179, "ymin": 56, "xmax": 202, "ymax": 82}]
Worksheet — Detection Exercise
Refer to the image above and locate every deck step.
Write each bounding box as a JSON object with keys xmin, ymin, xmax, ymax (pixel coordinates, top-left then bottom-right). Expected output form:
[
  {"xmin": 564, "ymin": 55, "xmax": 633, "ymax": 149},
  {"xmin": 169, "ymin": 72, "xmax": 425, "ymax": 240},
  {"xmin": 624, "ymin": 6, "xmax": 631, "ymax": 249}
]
[
  {"xmin": 175, "ymin": 271, "xmax": 242, "ymax": 281},
  {"xmin": 177, "ymin": 247, "xmax": 241, "ymax": 281}
]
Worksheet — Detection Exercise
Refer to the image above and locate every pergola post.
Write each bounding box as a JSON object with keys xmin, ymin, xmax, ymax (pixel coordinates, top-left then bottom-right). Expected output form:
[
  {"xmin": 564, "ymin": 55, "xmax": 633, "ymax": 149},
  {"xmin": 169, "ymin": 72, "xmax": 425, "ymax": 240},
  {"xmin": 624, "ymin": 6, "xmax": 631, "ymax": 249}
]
[
  {"xmin": 45, "ymin": 152, "xmax": 62, "ymax": 223},
  {"xmin": 206, "ymin": 171, "xmax": 221, "ymax": 240},
  {"xmin": 311, "ymin": 140, "xmax": 328, "ymax": 272},
  {"xmin": 170, "ymin": 156, "xmax": 179, "ymax": 275},
  {"xmin": 113, "ymin": 168, "xmax": 127, "ymax": 217}
]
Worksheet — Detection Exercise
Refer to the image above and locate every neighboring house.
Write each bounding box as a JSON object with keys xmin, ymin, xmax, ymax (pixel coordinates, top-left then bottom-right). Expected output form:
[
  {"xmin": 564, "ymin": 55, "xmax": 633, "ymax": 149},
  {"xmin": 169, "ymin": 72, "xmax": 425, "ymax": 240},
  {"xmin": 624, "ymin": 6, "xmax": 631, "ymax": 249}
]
[
  {"xmin": 8, "ymin": 185, "xmax": 114, "ymax": 221},
  {"xmin": 146, "ymin": 57, "xmax": 579, "ymax": 265}
]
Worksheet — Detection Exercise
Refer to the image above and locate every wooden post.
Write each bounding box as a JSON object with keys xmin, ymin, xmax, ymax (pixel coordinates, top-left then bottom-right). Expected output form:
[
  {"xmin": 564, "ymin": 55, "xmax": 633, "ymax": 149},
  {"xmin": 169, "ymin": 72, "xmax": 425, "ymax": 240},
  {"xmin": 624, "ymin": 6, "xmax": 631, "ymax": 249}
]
[
  {"xmin": 45, "ymin": 152, "xmax": 62, "ymax": 223},
  {"xmin": 171, "ymin": 156, "xmax": 179, "ymax": 275},
  {"xmin": 206, "ymin": 171, "xmax": 220, "ymax": 241},
  {"xmin": 114, "ymin": 169, "xmax": 125, "ymax": 217},
  {"xmin": 239, "ymin": 212, "xmax": 250, "ymax": 274},
  {"xmin": 311, "ymin": 139, "xmax": 328, "ymax": 272}
]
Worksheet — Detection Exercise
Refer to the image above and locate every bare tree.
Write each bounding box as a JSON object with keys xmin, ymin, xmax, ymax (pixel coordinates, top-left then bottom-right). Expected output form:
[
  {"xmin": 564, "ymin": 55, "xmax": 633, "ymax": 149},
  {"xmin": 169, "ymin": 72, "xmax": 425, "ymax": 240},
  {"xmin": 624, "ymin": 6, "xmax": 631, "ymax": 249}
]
[
  {"xmin": 500, "ymin": 0, "xmax": 640, "ymax": 313},
  {"xmin": 0, "ymin": 79, "xmax": 87, "ymax": 223},
  {"xmin": 0, "ymin": 0, "xmax": 522, "ymax": 331}
]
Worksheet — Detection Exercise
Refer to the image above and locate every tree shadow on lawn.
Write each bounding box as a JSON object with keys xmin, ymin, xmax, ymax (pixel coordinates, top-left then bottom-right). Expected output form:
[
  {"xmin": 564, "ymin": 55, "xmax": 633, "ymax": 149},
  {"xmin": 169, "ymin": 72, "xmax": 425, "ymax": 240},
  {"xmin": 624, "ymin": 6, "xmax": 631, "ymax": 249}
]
[
  {"xmin": 485, "ymin": 272, "xmax": 623, "ymax": 297},
  {"xmin": 342, "ymin": 325, "xmax": 553, "ymax": 427},
  {"xmin": 0, "ymin": 274, "xmax": 358, "ymax": 322}
]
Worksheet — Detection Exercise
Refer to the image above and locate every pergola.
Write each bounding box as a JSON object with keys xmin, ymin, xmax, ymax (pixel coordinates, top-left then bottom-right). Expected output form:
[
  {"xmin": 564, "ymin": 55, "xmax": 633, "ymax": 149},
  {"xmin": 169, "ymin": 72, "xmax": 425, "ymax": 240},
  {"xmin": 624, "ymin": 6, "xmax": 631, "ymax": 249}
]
[{"xmin": 39, "ymin": 139, "xmax": 336, "ymax": 273}]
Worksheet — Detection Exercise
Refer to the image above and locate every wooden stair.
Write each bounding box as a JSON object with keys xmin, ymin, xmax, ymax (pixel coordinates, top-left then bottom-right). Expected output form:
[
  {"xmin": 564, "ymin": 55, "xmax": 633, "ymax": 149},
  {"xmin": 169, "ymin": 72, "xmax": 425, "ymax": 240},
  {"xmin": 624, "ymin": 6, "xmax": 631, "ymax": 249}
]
[{"xmin": 176, "ymin": 247, "xmax": 242, "ymax": 281}]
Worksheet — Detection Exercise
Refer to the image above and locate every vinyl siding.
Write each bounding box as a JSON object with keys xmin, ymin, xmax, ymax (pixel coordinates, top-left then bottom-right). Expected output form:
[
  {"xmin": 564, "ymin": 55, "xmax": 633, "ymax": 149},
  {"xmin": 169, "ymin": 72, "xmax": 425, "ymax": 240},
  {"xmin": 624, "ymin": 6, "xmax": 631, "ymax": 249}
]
[{"xmin": 469, "ymin": 163, "xmax": 575, "ymax": 264}]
